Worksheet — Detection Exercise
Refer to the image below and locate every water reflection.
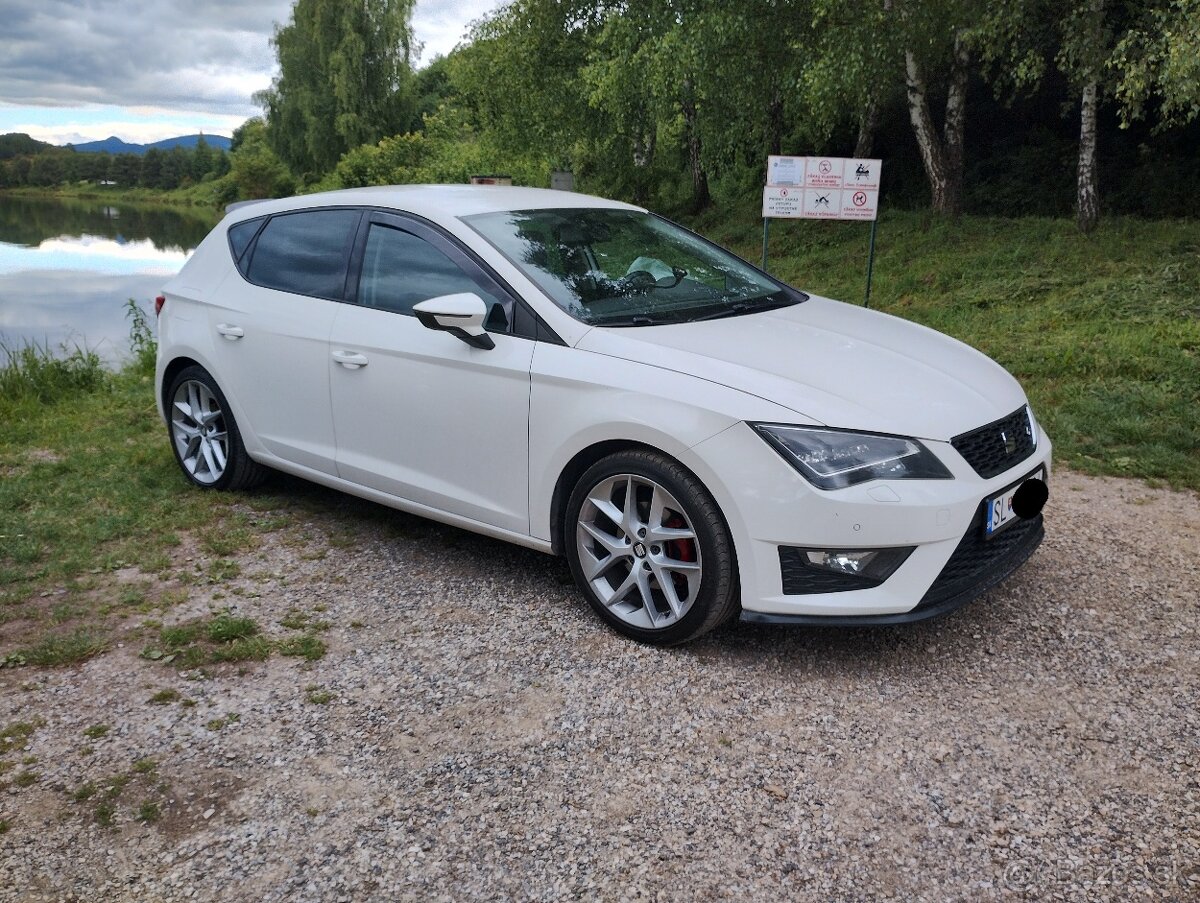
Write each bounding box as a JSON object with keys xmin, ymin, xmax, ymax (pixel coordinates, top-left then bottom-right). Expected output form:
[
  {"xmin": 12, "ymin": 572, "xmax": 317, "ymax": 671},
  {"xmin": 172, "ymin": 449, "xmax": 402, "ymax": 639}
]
[{"xmin": 0, "ymin": 196, "xmax": 217, "ymax": 364}]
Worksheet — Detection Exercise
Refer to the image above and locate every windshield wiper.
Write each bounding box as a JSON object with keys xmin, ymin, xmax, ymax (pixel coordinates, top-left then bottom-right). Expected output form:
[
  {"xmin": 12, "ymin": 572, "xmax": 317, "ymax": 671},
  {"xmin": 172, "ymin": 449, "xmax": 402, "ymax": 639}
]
[
  {"xmin": 594, "ymin": 314, "xmax": 659, "ymax": 327},
  {"xmin": 684, "ymin": 297, "xmax": 791, "ymax": 323}
]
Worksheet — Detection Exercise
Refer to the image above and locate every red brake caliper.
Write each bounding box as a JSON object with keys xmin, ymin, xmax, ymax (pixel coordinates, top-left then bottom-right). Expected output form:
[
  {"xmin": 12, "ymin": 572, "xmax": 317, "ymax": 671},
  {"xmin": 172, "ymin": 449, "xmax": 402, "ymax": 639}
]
[{"xmin": 663, "ymin": 514, "xmax": 695, "ymax": 600}]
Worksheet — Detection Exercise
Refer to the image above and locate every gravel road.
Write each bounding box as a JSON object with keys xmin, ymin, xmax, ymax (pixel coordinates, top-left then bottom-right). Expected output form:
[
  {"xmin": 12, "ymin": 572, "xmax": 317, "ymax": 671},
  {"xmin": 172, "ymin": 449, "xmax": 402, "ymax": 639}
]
[{"xmin": 1, "ymin": 468, "xmax": 1197, "ymax": 901}]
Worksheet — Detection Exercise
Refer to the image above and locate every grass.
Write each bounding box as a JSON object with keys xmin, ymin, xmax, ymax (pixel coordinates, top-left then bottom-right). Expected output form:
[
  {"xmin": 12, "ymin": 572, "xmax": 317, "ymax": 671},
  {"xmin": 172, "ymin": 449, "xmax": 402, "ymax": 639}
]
[
  {"xmin": 691, "ymin": 207, "xmax": 1200, "ymax": 489},
  {"xmin": 0, "ymin": 317, "xmax": 299, "ymax": 666},
  {"xmin": 0, "ymin": 339, "xmax": 105, "ymax": 413},
  {"xmin": 0, "ymin": 182, "xmax": 225, "ymax": 209},
  {"xmin": 148, "ymin": 613, "xmax": 270, "ymax": 667},
  {"xmin": 0, "ymin": 720, "xmax": 38, "ymax": 753},
  {"xmin": 304, "ymin": 685, "xmax": 334, "ymax": 704}
]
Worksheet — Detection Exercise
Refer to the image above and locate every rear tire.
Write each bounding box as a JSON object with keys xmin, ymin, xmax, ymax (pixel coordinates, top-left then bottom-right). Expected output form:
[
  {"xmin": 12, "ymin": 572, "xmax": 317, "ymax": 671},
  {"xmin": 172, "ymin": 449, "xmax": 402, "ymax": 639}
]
[
  {"xmin": 565, "ymin": 449, "xmax": 739, "ymax": 645},
  {"xmin": 166, "ymin": 365, "xmax": 266, "ymax": 491}
]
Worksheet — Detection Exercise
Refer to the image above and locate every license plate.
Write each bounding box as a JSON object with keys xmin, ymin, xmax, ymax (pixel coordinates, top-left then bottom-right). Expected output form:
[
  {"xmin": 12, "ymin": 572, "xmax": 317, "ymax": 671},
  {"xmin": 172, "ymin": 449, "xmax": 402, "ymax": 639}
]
[{"xmin": 985, "ymin": 468, "xmax": 1045, "ymax": 538}]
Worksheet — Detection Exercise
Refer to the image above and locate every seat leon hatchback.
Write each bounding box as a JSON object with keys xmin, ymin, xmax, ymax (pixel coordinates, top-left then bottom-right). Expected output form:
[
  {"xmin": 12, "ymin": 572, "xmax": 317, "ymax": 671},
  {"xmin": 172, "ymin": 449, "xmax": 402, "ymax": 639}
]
[{"xmin": 155, "ymin": 185, "xmax": 1050, "ymax": 645}]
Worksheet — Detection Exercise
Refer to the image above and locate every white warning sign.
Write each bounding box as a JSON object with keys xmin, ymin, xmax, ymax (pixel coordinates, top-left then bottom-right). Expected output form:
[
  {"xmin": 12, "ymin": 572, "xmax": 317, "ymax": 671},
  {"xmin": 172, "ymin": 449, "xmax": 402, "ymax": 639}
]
[
  {"xmin": 762, "ymin": 185, "xmax": 803, "ymax": 218},
  {"xmin": 763, "ymin": 156, "xmax": 881, "ymax": 221}
]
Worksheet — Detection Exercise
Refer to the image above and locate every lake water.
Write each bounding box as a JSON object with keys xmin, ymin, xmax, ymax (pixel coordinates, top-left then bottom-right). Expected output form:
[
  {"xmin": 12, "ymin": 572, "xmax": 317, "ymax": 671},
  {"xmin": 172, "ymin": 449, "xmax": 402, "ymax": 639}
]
[{"xmin": 0, "ymin": 195, "xmax": 218, "ymax": 365}]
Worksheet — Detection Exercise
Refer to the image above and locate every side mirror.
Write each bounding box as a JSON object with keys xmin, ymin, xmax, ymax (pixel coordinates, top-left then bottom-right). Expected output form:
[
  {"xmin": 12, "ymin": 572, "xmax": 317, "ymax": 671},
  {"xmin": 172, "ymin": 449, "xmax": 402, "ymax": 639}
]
[{"xmin": 413, "ymin": 292, "xmax": 495, "ymax": 350}]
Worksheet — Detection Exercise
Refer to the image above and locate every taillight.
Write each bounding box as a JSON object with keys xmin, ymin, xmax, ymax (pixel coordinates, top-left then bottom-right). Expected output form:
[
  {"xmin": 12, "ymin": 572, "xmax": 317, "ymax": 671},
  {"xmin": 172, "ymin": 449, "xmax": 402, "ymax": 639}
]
[{"xmin": 154, "ymin": 295, "xmax": 166, "ymax": 316}]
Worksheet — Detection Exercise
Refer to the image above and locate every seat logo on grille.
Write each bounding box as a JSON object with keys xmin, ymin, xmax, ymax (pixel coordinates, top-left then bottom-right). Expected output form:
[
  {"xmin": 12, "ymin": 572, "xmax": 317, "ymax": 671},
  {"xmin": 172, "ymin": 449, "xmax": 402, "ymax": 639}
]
[{"xmin": 1000, "ymin": 430, "xmax": 1017, "ymax": 455}]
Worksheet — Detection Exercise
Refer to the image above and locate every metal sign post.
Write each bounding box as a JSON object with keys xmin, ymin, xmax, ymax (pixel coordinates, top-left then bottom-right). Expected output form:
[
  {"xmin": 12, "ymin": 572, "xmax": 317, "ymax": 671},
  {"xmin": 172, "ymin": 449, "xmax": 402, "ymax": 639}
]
[
  {"xmin": 762, "ymin": 155, "xmax": 881, "ymax": 305},
  {"xmin": 864, "ymin": 218, "xmax": 878, "ymax": 308}
]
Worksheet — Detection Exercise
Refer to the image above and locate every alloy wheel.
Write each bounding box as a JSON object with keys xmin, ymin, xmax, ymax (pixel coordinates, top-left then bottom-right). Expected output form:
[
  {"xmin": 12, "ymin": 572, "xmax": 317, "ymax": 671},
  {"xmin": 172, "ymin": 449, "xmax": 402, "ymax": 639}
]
[
  {"xmin": 575, "ymin": 473, "xmax": 703, "ymax": 630},
  {"xmin": 170, "ymin": 379, "xmax": 229, "ymax": 485}
]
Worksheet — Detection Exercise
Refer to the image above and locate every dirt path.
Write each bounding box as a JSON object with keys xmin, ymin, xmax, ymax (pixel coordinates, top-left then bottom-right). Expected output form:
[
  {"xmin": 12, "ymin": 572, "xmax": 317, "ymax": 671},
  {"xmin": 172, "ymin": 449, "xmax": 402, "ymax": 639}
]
[{"xmin": 1, "ymin": 469, "xmax": 1197, "ymax": 901}]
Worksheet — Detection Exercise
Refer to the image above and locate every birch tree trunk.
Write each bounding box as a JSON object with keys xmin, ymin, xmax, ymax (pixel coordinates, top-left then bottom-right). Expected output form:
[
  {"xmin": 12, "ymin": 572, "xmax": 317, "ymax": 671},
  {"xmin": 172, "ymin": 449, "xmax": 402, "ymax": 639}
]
[
  {"xmin": 1077, "ymin": 79, "xmax": 1100, "ymax": 231},
  {"xmin": 1075, "ymin": 0, "xmax": 1105, "ymax": 232},
  {"xmin": 903, "ymin": 31, "xmax": 970, "ymax": 216}
]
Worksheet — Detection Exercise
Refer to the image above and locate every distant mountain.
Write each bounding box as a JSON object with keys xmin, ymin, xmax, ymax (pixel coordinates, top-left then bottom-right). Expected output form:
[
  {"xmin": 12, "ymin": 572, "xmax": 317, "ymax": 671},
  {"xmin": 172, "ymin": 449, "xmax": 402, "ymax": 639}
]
[{"xmin": 69, "ymin": 134, "xmax": 233, "ymax": 155}]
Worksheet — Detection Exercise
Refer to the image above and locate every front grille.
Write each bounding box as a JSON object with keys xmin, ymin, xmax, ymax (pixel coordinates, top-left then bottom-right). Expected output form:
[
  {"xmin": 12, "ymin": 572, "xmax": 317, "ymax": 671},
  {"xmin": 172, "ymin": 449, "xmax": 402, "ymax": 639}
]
[
  {"xmin": 952, "ymin": 406, "xmax": 1036, "ymax": 479},
  {"xmin": 914, "ymin": 504, "xmax": 1043, "ymax": 612}
]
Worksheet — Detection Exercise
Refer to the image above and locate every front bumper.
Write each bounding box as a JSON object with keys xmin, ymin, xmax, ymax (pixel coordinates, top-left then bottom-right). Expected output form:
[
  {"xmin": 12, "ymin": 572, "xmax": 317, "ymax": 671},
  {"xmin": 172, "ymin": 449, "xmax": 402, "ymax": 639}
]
[
  {"xmin": 741, "ymin": 508, "xmax": 1044, "ymax": 626},
  {"xmin": 681, "ymin": 421, "xmax": 1052, "ymax": 622}
]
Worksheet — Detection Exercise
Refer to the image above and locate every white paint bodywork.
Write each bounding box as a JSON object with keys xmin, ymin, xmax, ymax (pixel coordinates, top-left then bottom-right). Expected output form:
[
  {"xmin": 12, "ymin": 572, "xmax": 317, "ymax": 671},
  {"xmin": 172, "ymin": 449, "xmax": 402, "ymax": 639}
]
[{"xmin": 156, "ymin": 185, "xmax": 1051, "ymax": 619}]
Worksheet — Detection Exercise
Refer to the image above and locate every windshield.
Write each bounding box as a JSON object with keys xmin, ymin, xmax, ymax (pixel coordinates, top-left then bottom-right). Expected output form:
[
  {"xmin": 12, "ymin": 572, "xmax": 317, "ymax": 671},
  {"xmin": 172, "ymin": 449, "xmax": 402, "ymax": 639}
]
[{"xmin": 462, "ymin": 208, "xmax": 801, "ymax": 326}]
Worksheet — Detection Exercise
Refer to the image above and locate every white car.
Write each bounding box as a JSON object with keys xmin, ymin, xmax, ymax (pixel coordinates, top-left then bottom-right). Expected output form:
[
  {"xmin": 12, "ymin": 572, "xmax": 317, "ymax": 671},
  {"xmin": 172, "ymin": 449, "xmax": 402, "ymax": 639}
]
[{"xmin": 155, "ymin": 186, "xmax": 1050, "ymax": 645}]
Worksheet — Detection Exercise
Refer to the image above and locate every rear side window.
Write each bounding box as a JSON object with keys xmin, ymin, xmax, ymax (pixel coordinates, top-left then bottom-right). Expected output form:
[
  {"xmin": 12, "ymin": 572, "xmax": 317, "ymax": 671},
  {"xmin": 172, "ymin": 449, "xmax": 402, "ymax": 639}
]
[
  {"xmin": 246, "ymin": 209, "xmax": 360, "ymax": 300},
  {"xmin": 227, "ymin": 217, "xmax": 263, "ymax": 273},
  {"xmin": 359, "ymin": 223, "xmax": 504, "ymax": 316}
]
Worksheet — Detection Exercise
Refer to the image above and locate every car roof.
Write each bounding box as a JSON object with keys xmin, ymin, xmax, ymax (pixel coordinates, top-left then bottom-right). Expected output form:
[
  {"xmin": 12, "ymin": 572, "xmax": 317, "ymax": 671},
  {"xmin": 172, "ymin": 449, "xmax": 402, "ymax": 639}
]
[{"xmin": 224, "ymin": 185, "xmax": 645, "ymax": 225}]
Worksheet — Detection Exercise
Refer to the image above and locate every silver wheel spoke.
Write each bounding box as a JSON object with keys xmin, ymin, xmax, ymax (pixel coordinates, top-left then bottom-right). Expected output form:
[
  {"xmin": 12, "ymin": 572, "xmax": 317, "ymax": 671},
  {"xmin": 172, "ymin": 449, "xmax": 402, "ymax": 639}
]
[
  {"xmin": 653, "ymin": 564, "xmax": 685, "ymax": 619},
  {"xmin": 604, "ymin": 567, "xmax": 639, "ymax": 608},
  {"xmin": 587, "ymin": 494, "xmax": 624, "ymax": 531},
  {"xmin": 579, "ymin": 519, "xmax": 626, "ymax": 557}
]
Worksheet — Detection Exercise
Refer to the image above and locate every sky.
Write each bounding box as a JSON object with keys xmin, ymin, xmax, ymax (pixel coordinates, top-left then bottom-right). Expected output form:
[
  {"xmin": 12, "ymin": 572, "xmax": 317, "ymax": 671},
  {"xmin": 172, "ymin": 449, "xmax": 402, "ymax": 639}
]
[{"xmin": 0, "ymin": 0, "xmax": 504, "ymax": 146}]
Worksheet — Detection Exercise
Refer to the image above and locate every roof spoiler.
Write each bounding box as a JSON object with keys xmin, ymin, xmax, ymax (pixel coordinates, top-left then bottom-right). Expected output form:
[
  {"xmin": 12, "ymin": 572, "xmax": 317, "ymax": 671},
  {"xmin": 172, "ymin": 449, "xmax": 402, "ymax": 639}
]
[{"xmin": 225, "ymin": 199, "xmax": 271, "ymax": 215}]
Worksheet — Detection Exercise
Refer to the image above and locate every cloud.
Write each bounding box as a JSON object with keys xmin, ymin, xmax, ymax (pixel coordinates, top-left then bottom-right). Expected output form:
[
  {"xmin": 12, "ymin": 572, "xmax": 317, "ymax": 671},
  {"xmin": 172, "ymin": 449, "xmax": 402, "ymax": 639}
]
[
  {"xmin": 0, "ymin": 0, "xmax": 292, "ymax": 117},
  {"xmin": 0, "ymin": 0, "xmax": 506, "ymax": 140},
  {"xmin": 412, "ymin": 0, "xmax": 505, "ymax": 63}
]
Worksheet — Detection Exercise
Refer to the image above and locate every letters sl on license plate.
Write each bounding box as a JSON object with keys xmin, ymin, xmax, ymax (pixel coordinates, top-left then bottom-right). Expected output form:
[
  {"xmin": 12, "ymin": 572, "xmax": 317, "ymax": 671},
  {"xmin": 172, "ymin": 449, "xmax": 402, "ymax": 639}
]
[{"xmin": 985, "ymin": 468, "xmax": 1045, "ymax": 538}]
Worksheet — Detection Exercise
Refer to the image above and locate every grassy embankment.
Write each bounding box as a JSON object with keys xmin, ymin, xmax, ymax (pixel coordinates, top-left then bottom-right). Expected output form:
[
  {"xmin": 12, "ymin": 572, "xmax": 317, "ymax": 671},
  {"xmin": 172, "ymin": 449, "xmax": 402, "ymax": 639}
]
[
  {"xmin": 0, "ymin": 182, "xmax": 223, "ymax": 208},
  {"xmin": 0, "ymin": 210, "xmax": 1196, "ymax": 670},
  {"xmin": 0, "ymin": 309, "xmax": 346, "ymax": 670}
]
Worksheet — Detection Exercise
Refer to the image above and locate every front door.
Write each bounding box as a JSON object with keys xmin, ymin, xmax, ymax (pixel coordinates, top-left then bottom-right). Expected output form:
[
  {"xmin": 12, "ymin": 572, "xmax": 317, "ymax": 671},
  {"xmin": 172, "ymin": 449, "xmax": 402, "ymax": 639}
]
[{"xmin": 329, "ymin": 214, "xmax": 534, "ymax": 534}]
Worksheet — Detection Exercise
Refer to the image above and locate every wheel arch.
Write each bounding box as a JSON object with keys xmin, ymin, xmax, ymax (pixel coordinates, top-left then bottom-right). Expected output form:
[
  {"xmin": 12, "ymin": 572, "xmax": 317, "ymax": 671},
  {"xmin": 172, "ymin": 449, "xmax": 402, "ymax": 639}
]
[
  {"xmin": 160, "ymin": 356, "xmax": 203, "ymax": 414},
  {"xmin": 549, "ymin": 440, "xmax": 739, "ymax": 582},
  {"xmin": 550, "ymin": 439, "xmax": 659, "ymax": 555}
]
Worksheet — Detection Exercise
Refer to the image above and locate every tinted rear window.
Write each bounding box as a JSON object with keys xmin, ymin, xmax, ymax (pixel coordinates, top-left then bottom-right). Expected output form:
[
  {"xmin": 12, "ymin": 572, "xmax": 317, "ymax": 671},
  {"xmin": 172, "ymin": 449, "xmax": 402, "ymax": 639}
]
[
  {"xmin": 246, "ymin": 209, "xmax": 360, "ymax": 300},
  {"xmin": 227, "ymin": 217, "xmax": 263, "ymax": 272}
]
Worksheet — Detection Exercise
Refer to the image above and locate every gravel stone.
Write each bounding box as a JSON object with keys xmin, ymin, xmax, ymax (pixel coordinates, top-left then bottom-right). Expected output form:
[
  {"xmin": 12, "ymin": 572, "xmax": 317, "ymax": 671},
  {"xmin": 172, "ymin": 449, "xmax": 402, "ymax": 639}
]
[{"xmin": 0, "ymin": 469, "xmax": 1197, "ymax": 901}]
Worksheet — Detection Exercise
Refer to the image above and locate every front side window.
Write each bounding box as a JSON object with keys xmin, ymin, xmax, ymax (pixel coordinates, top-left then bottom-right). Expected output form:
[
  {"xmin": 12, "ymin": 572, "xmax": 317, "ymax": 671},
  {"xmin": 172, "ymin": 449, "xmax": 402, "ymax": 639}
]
[
  {"xmin": 358, "ymin": 223, "xmax": 503, "ymax": 316},
  {"xmin": 463, "ymin": 208, "xmax": 800, "ymax": 326},
  {"xmin": 245, "ymin": 209, "xmax": 360, "ymax": 300}
]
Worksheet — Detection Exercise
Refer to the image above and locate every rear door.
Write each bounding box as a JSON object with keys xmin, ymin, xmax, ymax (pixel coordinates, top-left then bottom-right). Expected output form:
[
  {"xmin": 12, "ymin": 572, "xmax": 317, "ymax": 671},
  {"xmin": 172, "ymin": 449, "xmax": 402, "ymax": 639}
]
[
  {"xmin": 329, "ymin": 212, "xmax": 535, "ymax": 534},
  {"xmin": 206, "ymin": 208, "xmax": 360, "ymax": 475}
]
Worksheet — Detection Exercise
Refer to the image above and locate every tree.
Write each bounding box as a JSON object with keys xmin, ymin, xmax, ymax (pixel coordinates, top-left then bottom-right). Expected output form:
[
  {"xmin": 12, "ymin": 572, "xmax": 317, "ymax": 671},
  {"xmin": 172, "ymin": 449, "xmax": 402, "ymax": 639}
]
[
  {"xmin": 229, "ymin": 119, "xmax": 295, "ymax": 198},
  {"xmin": 1111, "ymin": 0, "xmax": 1200, "ymax": 129},
  {"xmin": 110, "ymin": 153, "xmax": 140, "ymax": 187},
  {"xmin": 257, "ymin": 0, "xmax": 417, "ymax": 177},
  {"xmin": 141, "ymin": 148, "xmax": 165, "ymax": 188},
  {"xmin": 1051, "ymin": 0, "xmax": 1113, "ymax": 232},
  {"xmin": 192, "ymin": 135, "xmax": 215, "ymax": 182}
]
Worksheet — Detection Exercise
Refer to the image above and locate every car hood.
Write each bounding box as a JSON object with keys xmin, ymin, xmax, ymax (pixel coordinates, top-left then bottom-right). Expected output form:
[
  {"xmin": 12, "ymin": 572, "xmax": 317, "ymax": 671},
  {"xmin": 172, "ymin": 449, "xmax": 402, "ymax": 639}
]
[{"xmin": 575, "ymin": 296, "xmax": 1027, "ymax": 440}]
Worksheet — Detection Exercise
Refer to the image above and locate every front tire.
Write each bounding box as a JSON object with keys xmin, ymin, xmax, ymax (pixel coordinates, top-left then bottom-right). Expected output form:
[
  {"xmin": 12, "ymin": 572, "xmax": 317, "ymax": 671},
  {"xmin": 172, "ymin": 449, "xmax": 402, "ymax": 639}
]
[
  {"xmin": 166, "ymin": 365, "xmax": 266, "ymax": 491},
  {"xmin": 565, "ymin": 450, "xmax": 739, "ymax": 645}
]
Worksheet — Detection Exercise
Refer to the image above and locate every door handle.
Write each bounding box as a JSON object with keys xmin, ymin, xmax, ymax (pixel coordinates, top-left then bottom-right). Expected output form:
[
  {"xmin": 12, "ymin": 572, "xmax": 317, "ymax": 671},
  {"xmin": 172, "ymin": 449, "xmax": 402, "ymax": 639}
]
[
  {"xmin": 332, "ymin": 350, "xmax": 369, "ymax": 369},
  {"xmin": 216, "ymin": 323, "xmax": 244, "ymax": 340}
]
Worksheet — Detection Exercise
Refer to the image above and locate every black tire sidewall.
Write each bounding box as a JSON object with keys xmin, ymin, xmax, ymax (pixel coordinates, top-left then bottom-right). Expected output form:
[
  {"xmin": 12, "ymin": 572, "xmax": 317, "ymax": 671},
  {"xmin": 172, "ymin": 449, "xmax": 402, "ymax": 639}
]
[{"xmin": 565, "ymin": 451, "xmax": 735, "ymax": 645}]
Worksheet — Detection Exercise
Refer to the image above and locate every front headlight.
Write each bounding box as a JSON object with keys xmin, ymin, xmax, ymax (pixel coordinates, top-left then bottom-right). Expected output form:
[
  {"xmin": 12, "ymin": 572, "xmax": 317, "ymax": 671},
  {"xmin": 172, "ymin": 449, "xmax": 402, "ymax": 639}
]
[{"xmin": 751, "ymin": 423, "xmax": 953, "ymax": 490}]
